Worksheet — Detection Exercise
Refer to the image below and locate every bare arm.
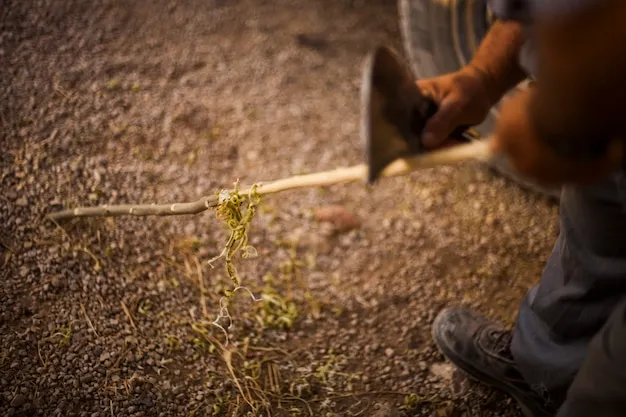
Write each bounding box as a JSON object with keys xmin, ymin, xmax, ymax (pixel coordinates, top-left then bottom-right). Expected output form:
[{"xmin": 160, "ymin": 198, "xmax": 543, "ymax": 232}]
[
  {"xmin": 469, "ymin": 21, "xmax": 528, "ymax": 104},
  {"xmin": 415, "ymin": 18, "xmax": 530, "ymax": 147}
]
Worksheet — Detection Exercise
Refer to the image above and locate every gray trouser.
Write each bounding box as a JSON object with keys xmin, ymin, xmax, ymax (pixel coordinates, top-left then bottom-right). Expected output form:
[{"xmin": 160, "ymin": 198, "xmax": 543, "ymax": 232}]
[
  {"xmin": 556, "ymin": 298, "xmax": 626, "ymax": 416},
  {"xmin": 511, "ymin": 172, "xmax": 626, "ymax": 399}
]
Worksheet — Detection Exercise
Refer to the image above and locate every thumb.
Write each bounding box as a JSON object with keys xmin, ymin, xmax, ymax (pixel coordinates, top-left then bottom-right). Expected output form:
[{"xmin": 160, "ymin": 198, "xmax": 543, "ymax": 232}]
[
  {"xmin": 421, "ymin": 95, "xmax": 463, "ymax": 148},
  {"xmin": 487, "ymin": 132, "xmax": 503, "ymax": 154}
]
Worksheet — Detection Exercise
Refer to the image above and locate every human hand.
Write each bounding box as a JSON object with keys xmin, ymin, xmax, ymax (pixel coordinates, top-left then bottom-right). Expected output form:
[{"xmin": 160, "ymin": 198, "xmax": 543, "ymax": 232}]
[
  {"xmin": 490, "ymin": 87, "xmax": 624, "ymax": 186},
  {"xmin": 417, "ymin": 65, "xmax": 497, "ymax": 149}
]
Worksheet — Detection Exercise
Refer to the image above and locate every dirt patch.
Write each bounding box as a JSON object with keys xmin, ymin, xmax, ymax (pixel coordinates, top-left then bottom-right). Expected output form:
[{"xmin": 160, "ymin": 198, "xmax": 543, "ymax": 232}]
[{"xmin": 1, "ymin": 0, "xmax": 558, "ymax": 416}]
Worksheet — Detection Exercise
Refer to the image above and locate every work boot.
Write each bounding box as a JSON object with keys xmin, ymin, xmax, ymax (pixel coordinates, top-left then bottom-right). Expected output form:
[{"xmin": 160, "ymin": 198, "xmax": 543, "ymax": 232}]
[{"xmin": 431, "ymin": 307, "xmax": 562, "ymax": 417}]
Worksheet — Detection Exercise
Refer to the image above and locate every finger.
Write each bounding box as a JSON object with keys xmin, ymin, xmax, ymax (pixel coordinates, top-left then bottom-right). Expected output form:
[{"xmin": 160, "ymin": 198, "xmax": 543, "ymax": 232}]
[
  {"xmin": 415, "ymin": 80, "xmax": 442, "ymax": 103},
  {"xmin": 421, "ymin": 95, "xmax": 462, "ymax": 148},
  {"xmin": 487, "ymin": 133, "xmax": 503, "ymax": 153},
  {"xmin": 420, "ymin": 86, "xmax": 441, "ymax": 112}
]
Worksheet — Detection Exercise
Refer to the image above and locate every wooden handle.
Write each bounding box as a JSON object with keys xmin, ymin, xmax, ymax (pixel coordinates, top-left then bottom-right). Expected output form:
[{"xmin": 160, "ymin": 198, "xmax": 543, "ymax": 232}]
[
  {"xmin": 380, "ymin": 138, "xmax": 494, "ymax": 179},
  {"xmin": 256, "ymin": 139, "xmax": 494, "ymax": 193},
  {"xmin": 46, "ymin": 140, "xmax": 495, "ymax": 221}
]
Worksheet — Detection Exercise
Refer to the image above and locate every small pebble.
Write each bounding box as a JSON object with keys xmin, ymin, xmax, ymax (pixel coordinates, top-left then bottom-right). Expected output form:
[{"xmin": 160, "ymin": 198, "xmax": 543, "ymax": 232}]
[{"xmin": 11, "ymin": 393, "xmax": 27, "ymax": 407}]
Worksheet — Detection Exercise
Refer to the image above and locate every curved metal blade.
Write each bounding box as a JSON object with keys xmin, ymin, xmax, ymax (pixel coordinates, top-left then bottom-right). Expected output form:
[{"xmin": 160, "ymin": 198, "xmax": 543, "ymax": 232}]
[{"xmin": 360, "ymin": 45, "xmax": 435, "ymax": 184}]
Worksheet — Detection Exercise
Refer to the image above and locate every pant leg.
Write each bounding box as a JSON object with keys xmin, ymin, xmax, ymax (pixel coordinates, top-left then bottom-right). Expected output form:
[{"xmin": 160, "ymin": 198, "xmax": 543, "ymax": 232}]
[
  {"xmin": 556, "ymin": 298, "xmax": 626, "ymax": 417},
  {"xmin": 511, "ymin": 172, "xmax": 626, "ymax": 400}
]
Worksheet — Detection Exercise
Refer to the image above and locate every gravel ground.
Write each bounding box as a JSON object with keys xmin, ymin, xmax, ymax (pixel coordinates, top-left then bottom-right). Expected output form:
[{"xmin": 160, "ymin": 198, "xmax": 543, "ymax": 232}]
[{"xmin": 1, "ymin": 0, "xmax": 559, "ymax": 416}]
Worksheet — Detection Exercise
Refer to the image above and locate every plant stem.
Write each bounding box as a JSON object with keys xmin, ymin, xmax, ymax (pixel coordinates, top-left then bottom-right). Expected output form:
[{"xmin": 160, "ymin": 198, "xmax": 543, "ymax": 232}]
[{"xmin": 46, "ymin": 140, "xmax": 491, "ymax": 222}]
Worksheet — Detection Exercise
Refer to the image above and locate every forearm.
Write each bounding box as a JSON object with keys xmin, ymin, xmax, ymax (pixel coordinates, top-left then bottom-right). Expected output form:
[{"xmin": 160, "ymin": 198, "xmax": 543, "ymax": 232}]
[{"xmin": 468, "ymin": 21, "xmax": 528, "ymax": 104}]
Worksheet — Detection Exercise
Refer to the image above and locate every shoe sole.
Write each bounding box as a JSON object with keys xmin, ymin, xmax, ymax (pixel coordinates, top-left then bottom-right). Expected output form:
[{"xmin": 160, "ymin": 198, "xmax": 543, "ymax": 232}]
[{"xmin": 431, "ymin": 324, "xmax": 542, "ymax": 417}]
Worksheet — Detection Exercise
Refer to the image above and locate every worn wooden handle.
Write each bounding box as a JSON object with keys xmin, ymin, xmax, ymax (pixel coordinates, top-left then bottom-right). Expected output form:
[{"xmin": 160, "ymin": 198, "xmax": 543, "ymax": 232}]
[
  {"xmin": 47, "ymin": 140, "xmax": 495, "ymax": 221},
  {"xmin": 382, "ymin": 138, "xmax": 494, "ymax": 178}
]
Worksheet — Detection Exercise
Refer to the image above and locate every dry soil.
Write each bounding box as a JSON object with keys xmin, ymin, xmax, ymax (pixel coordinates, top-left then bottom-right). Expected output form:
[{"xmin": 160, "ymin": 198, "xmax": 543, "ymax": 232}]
[{"xmin": 1, "ymin": 1, "xmax": 559, "ymax": 416}]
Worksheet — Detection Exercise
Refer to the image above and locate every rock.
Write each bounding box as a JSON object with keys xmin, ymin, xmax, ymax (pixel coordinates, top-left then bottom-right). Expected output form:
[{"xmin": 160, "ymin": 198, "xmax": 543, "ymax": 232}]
[
  {"xmin": 370, "ymin": 402, "xmax": 400, "ymax": 417},
  {"xmin": 313, "ymin": 205, "xmax": 360, "ymax": 233},
  {"xmin": 16, "ymin": 198, "xmax": 28, "ymax": 207},
  {"xmin": 430, "ymin": 362, "xmax": 455, "ymax": 382},
  {"xmin": 384, "ymin": 348, "xmax": 394, "ymax": 357},
  {"xmin": 367, "ymin": 342, "xmax": 380, "ymax": 353},
  {"xmin": 11, "ymin": 393, "xmax": 27, "ymax": 407},
  {"xmin": 172, "ymin": 104, "xmax": 211, "ymax": 133},
  {"xmin": 450, "ymin": 369, "xmax": 470, "ymax": 396},
  {"xmin": 125, "ymin": 335, "xmax": 138, "ymax": 346}
]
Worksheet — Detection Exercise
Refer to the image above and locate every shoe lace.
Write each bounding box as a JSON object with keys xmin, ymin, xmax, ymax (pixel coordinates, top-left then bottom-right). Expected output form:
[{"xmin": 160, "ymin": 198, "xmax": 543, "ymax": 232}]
[
  {"xmin": 490, "ymin": 329, "xmax": 563, "ymax": 412},
  {"xmin": 489, "ymin": 329, "xmax": 514, "ymax": 360}
]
